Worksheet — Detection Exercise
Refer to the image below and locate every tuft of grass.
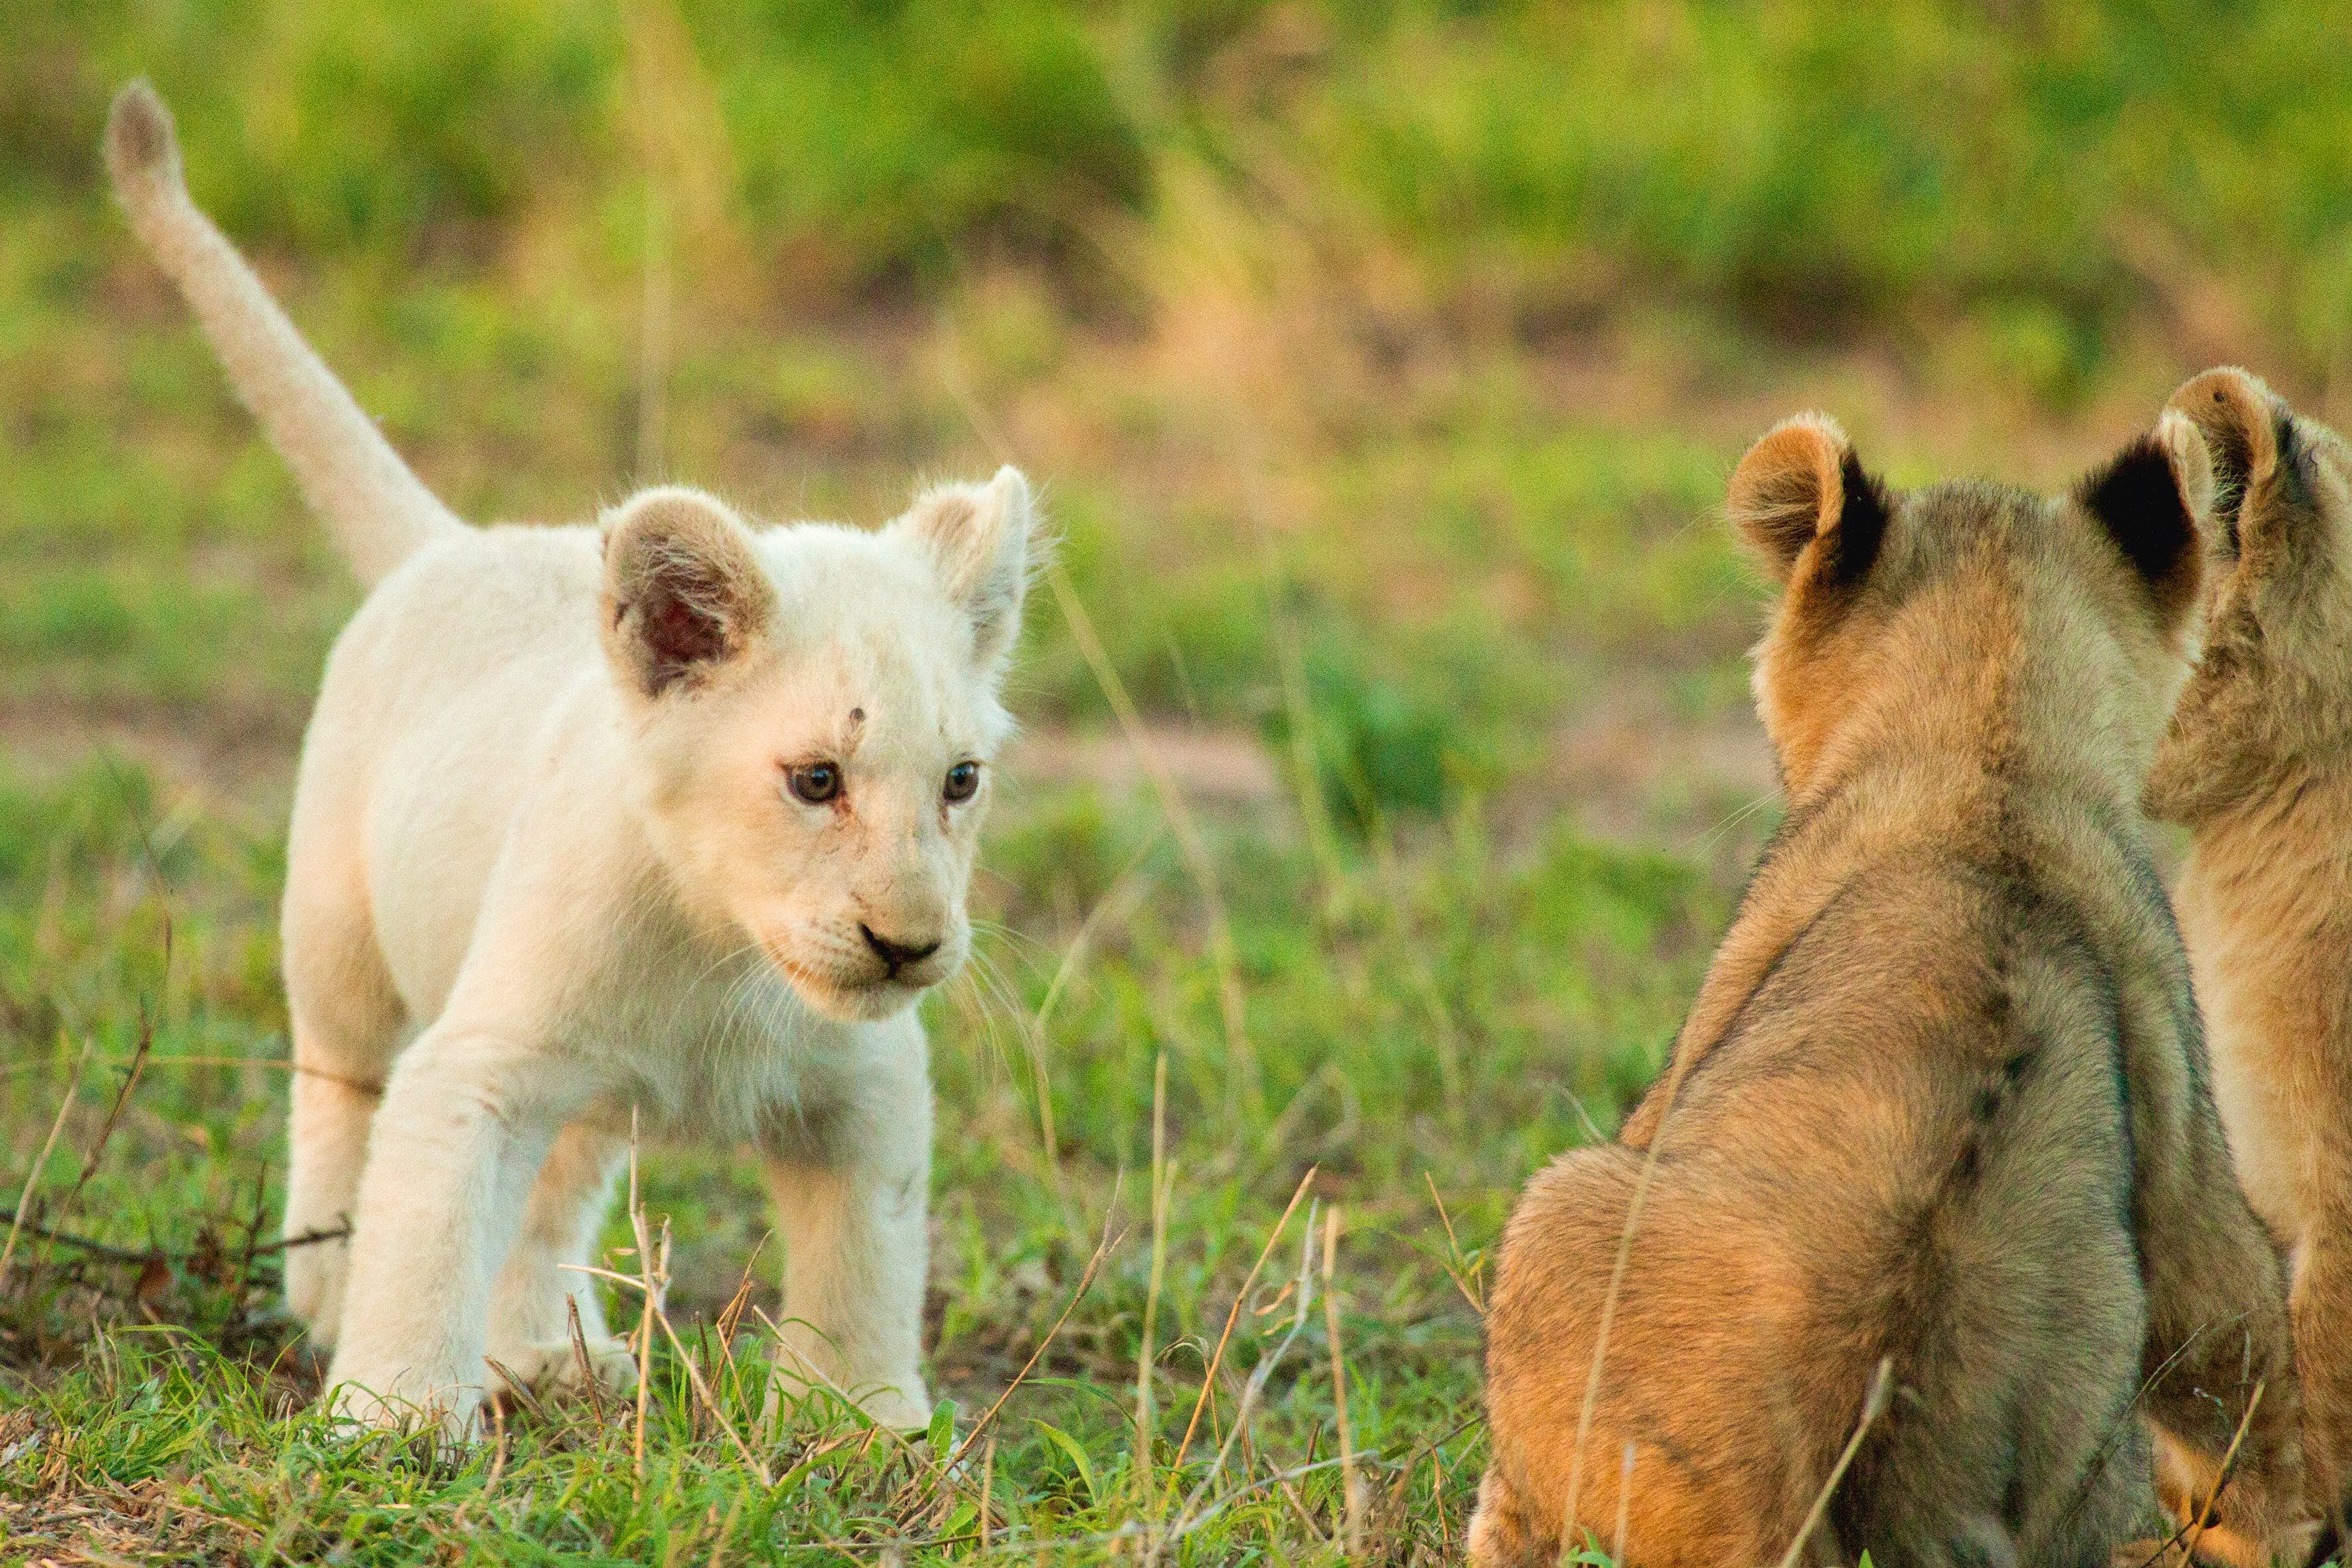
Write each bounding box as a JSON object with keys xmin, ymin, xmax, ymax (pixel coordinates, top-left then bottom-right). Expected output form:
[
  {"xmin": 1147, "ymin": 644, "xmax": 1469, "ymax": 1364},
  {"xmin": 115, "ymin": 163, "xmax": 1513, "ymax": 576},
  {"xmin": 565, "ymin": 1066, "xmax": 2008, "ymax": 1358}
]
[{"xmin": 0, "ymin": 741, "xmax": 1711, "ymax": 1561}]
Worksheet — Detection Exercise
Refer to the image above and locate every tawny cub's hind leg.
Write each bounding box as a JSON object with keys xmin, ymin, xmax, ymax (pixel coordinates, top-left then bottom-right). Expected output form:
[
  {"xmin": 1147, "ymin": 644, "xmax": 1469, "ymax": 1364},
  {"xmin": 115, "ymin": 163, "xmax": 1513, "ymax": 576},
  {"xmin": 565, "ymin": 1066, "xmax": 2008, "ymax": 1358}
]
[
  {"xmin": 481, "ymin": 1122, "xmax": 635, "ymax": 1397},
  {"xmin": 2133, "ymin": 1081, "xmax": 2312, "ymax": 1561},
  {"xmin": 2290, "ymin": 1219, "xmax": 2352, "ymax": 1538},
  {"xmin": 279, "ymin": 857, "xmax": 404, "ymax": 1349}
]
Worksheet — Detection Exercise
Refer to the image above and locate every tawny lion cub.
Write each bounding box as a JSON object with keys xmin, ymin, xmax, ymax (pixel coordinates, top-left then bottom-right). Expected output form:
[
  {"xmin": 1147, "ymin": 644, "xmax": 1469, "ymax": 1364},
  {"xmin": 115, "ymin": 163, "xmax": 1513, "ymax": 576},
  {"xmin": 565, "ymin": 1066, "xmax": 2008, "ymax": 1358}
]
[
  {"xmin": 1470, "ymin": 416, "xmax": 2310, "ymax": 1567},
  {"xmin": 105, "ymin": 82, "xmax": 1040, "ymax": 1437},
  {"xmin": 2148, "ymin": 367, "xmax": 2352, "ymax": 1545}
]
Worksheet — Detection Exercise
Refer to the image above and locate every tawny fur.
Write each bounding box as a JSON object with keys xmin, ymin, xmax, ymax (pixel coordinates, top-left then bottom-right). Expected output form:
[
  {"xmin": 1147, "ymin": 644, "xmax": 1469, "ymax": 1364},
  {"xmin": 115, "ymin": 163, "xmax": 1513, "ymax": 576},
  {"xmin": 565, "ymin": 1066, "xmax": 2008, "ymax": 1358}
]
[
  {"xmin": 104, "ymin": 80, "xmax": 1042, "ymax": 1437},
  {"xmin": 2148, "ymin": 366, "xmax": 2352, "ymax": 1554},
  {"xmin": 1472, "ymin": 414, "xmax": 2312, "ymax": 1567}
]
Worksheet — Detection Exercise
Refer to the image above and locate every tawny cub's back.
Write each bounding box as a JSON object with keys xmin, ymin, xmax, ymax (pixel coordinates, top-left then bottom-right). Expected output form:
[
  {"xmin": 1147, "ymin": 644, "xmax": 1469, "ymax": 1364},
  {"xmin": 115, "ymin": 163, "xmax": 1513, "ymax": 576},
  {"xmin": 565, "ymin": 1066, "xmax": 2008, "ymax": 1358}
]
[{"xmin": 1470, "ymin": 412, "xmax": 2312, "ymax": 1568}]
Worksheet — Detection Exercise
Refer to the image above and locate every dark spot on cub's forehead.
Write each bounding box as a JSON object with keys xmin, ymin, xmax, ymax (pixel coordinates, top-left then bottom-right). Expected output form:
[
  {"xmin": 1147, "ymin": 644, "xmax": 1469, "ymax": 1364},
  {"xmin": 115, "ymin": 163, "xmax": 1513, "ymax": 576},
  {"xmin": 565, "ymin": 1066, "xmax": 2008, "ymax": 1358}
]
[{"xmin": 850, "ymin": 708, "xmax": 864, "ymax": 723}]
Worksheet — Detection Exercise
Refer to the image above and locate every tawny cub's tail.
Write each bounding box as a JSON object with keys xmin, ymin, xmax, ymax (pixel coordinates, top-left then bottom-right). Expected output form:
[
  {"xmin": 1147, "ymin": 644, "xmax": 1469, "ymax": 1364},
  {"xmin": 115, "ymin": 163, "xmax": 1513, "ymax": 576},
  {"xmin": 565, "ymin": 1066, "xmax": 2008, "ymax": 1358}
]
[{"xmin": 104, "ymin": 80, "xmax": 463, "ymax": 588}]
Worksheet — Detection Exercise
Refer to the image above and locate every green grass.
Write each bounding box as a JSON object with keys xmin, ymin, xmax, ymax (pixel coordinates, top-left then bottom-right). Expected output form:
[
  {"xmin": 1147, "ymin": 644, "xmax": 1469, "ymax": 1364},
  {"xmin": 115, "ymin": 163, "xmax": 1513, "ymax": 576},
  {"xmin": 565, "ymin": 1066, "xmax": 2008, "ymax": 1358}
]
[
  {"xmin": 0, "ymin": 753, "xmax": 1716, "ymax": 1563},
  {"xmin": 6, "ymin": 1, "xmax": 2350, "ymax": 1561}
]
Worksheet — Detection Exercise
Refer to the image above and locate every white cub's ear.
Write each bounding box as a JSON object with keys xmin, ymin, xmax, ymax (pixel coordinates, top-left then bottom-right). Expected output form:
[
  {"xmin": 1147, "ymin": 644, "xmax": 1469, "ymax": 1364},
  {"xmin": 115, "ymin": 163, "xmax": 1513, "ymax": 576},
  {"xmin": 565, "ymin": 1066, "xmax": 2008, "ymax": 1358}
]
[
  {"xmin": 601, "ymin": 487, "xmax": 776, "ymax": 698},
  {"xmin": 890, "ymin": 465, "xmax": 1039, "ymax": 672}
]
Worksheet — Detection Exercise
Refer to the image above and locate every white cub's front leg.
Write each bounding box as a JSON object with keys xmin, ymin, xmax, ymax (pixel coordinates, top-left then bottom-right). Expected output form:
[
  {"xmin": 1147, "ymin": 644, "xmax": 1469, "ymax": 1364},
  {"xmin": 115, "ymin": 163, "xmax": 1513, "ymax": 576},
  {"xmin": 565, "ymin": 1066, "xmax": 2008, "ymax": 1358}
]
[
  {"xmin": 762, "ymin": 1059, "xmax": 934, "ymax": 1431},
  {"xmin": 482, "ymin": 1121, "xmax": 634, "ymax": 1399},
  {"xmin": 326, "ymin": 1022, "xmax": 560, "ymax": 1436}
]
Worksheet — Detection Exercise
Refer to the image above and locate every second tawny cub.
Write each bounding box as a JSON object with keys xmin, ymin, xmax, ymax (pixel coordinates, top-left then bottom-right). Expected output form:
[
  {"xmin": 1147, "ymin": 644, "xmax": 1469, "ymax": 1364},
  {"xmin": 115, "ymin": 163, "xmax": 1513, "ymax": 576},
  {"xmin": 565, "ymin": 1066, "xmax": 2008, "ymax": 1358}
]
[
  {"xmin": 1470, "ymin": 416, "xmax": 2308, "ymax": 1566},
  {"xmin": 2148, "ymin": 366, "xmax": 2352, "ymax": 1551}
]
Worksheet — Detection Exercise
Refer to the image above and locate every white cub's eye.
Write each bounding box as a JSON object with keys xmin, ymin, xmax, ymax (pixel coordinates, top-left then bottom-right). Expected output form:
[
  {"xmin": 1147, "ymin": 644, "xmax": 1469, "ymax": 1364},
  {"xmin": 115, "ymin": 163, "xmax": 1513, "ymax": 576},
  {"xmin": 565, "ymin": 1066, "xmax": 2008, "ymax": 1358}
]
[
  {"xmin": 943, "ymin": 760, "xmax": 981, "ymax": 803},
  {"xmin": 786, "ymin": 761, "xmax": 842, "ymax": 805}
]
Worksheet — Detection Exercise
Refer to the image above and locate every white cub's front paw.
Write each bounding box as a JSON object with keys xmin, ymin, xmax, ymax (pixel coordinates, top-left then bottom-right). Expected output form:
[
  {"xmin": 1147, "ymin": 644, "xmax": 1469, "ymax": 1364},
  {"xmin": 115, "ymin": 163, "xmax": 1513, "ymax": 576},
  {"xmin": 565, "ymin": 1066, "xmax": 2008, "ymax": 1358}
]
[
  {"xmin": 483, "ymin": 1335, "xmax": 639, "ymax": 1401},
  {"xmin": 326, "ymin": 1367, "xmax": 480, "ymax": 1441},
  {"xmin": 847, "ymin": 1381, "xmax": 933, "ymax": 1433}
]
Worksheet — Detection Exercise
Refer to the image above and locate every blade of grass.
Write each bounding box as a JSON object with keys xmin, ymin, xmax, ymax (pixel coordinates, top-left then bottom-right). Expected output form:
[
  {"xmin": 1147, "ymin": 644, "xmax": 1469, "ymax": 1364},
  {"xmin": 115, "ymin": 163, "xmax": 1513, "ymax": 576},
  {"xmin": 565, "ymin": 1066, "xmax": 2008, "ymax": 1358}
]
[{"xmin": 1, "ymin": 1034, "xmax": 97, "ymax": 1284}]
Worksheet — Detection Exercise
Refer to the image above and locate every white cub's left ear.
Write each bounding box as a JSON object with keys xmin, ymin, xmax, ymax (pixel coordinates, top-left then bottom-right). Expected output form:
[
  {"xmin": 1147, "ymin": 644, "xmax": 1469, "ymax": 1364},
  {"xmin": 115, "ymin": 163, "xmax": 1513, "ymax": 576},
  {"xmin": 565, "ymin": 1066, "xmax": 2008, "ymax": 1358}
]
[{"xmin": 891, "ymin": 465, "xmax": 1039, "ymax": 674}]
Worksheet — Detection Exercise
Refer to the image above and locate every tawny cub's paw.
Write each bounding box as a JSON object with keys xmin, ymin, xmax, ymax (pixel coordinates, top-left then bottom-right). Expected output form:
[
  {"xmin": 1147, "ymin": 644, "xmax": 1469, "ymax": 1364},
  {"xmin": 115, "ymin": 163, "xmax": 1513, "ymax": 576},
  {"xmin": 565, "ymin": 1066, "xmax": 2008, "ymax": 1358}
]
[
  {"xmin": 2109, "ymin": 1535, "xmax": 2284, "ymax": 1568},
  {"xmin": 483, "ymin": 1336, "xmax": 639, "ymax": 1401}
]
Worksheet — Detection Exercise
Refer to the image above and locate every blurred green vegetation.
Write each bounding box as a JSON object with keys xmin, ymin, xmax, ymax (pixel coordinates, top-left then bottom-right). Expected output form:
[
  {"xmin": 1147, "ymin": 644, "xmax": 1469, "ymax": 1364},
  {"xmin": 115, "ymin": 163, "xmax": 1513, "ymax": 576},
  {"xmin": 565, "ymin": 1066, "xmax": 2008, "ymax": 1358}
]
[
  {"xmin": 5, "ymin": 1, "xmax": 2350, "ymax": 1559},
  {"xmin": 12, "ymin": 1, "xmax": 2352, "ymax": 366}
]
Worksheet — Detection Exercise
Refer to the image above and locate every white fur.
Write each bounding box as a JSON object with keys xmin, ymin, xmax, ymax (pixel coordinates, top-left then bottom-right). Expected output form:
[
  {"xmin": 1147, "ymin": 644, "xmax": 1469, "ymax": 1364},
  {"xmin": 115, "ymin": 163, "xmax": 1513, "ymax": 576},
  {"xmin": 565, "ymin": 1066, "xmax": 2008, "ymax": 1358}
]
[{"xmin": 106, "ymin": 80, "xmax": 1038, "ymax": 1435}]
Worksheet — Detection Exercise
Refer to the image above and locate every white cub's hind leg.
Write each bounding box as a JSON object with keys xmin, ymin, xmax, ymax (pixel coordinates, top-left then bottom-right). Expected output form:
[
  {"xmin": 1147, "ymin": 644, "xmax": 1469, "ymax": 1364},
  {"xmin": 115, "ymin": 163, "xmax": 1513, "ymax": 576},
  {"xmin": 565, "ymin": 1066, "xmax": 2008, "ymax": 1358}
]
[
  {"xmin": 279, "ymin": 839, "xmax": 404, "ymax": 1350},
  {"xmin": 761, "ymin": 1050, "xmax": 934, "ymax": 1431},
  {"xmin": 482, "ymin": 1121, "xmax": 633, "ymax": 1397},
  {"xmin": 283, "ymin": 1032, "xmax": 385, "ymax": 1346}
]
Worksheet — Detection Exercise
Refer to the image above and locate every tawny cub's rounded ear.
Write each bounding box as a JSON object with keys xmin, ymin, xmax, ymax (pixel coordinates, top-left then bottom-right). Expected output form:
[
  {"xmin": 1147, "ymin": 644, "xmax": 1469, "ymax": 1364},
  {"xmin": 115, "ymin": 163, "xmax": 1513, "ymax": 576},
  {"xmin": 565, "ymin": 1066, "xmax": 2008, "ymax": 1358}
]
[
  {"xmin": 600, "ymin": 487, "xmax": 775, "ymax": 698},
  {"xmin": 889, "ymin": 465, "xmax": 1040, "ymax": 673},
  {"xmin": 1727, "ymin": 414, "xmax": 1890, "ymax": 585},
  {"xmin": 2075, "ymin": 410, "xmax": 2211, "ymax": 623},
  {"xmin": 2167, "ymin": 366, "xmax": 2288, "ymax": 553}
]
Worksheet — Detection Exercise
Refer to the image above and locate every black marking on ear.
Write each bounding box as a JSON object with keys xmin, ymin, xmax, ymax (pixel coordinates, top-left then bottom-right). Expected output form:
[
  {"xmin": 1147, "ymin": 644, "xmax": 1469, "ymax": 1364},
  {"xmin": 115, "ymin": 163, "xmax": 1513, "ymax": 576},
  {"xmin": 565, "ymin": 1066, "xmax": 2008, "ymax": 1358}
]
[
  {"xmin": 2206, "ymin": 402, "xmax": 2256, "ymax": 559},
  {"xmin": 2079, "ymin": 434, "xmax": 2196, "ymax": 593},
  {"xmin": 1824, "ymin": 447, "xmax": 1890, "ymax": 583},
  {"xmin": 2272, "ymin": 412, "xmax": 2313, "ymax": 515}
]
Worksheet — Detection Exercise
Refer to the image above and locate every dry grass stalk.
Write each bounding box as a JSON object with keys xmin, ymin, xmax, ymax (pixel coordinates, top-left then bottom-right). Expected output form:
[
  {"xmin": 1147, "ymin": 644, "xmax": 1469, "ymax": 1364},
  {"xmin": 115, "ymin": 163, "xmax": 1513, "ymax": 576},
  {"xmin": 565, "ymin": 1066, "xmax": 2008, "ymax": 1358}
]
[
  {"xmin": 1045, "ymin": 564, "xmax": 1261, "ymax": 1117},
  {"xmin": 931, "ymin": 356, "xmax": 1260, "ymax": 1119},
  {"xmin": 625, "ymin": 1108, "xmax": 661, "ymax": 1478},
  {"xmin": 653, "ymin": 1300, "xmax": 773, "ymax": 1485},
  {"xmin": 979, "ymin": 1436, "xmax": 996, "ymax": 1551},
  {"xmin": 1424, "ymin": 1172, "xmax": 1484, "ymax": 1316},
  {"xmin": 2131, "ymin": 1378, "xmax": 2268, "ymax": 1568},
  {"xmin": 566, "ymin": 1295, "xmax": 611, "ymax": 1433},
  {"xmin": 908, "ymin": 1200, "xmax": 1125, "ymax": 1516},
  {"xmin": 1136, "ymin": 1051, "xmax": 1172, "ymax": 1496},
  {"xmin": 1561, "ymin": 1044, "xmax": 1705, "ymax": 1529},
  {"xmin": 1152, "ymin": 1200, "xmax": 1321, "ymax": 1561},
  {"xmin": 1, "ymin": 1035, "xmax": 96, "ymax": 1285},
  {"xmin": 1772, "ymin": 1356, "xmax": 1895, "ymax": 1568},
  {"xmin": 1168, "ymin": 1164, "xmax": 1318, "ymax": 1479},
  {"xmin": 1322, "ymin": 1205, "xmax": 1362, "ymax": 1559},
  {"xmin": 1610, "ymin": 1441, "xmax": 1636, "ymax": 1565}
]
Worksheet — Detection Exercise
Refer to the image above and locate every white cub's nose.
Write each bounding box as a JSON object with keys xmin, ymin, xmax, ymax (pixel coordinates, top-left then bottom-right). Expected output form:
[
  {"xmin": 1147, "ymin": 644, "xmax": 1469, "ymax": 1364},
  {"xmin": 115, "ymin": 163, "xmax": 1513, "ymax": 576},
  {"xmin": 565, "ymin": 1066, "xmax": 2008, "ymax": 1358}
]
[{"xmin": 860, "ymin": 924, "xmax": 942, "ymax": 972}]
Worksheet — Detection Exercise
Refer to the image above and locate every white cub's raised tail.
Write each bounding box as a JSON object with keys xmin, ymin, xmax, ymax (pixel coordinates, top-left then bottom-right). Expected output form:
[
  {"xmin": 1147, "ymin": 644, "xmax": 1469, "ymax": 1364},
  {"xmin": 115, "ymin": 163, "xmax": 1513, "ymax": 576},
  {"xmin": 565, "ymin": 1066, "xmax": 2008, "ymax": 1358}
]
[{"xmin": 104, "ymin": 80, "xmax": 463, "ymax": 587}]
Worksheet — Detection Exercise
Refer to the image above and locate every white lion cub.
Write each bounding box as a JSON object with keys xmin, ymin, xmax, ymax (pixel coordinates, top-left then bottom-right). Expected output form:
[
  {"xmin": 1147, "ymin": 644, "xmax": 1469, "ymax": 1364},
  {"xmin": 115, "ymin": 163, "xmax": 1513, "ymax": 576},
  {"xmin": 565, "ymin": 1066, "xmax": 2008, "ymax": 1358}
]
[{"xmin": 104, "ymin": 81, "xmax": 1039, "ymax": 1437}]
